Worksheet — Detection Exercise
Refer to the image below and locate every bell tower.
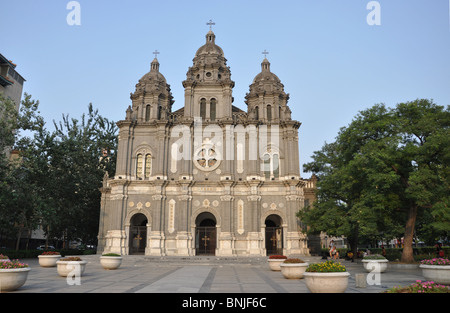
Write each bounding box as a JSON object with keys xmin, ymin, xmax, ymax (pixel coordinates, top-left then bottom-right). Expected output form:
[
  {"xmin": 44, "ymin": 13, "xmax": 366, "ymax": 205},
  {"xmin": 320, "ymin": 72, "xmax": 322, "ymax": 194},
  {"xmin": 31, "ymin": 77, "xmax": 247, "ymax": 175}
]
[
  {"xmin": 182, "ymin": 25, "xmax": 235, "ymax": 121},
  {"xmin": 245, "ymin": 53, "xmax": 291, "ymax": 123}
]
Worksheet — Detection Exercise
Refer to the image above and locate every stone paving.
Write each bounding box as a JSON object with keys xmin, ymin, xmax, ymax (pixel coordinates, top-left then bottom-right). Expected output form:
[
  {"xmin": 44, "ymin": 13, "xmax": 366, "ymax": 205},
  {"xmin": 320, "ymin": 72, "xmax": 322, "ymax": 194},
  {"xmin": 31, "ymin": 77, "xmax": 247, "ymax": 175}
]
[{"xmin": 6, "ymin": 254, "xmax": 425, "ymax": 294}]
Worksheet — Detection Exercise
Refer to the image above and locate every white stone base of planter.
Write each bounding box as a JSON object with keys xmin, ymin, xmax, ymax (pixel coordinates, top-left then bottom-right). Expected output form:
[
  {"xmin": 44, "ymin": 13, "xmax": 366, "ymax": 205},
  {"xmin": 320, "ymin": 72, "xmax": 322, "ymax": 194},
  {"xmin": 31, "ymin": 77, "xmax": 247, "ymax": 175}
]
[
  {"xmin": 0, "ymin": 268, "xmax": 30, "ymax": 292},
  {"xmin": 362, "ymin": 259, "xmax": 388, "ymax": 273},
  {"xmin": 268, "ymin": 259, "xmax": 285, "ymax": 271},
  {"xmin": 420, "ymin": 265, "xmax": 450, "ymax": 284},
  {"xmin": 303, "ymin": 272, "xmax": 350, "ymax": 293},
  {"xmin": 56, "ymin": 260, "xmax": 88, "ymax": 277},
  {"xmin": 280, "ymin": 263, "xmax": 308, "ymax": 279},
  {"xmin": 38, "ymin": 255, "xmax": 61, "ymax": 267},
  {"xmin": 100, "ymin": 256, "xmax": 122, "ymax": 270}
]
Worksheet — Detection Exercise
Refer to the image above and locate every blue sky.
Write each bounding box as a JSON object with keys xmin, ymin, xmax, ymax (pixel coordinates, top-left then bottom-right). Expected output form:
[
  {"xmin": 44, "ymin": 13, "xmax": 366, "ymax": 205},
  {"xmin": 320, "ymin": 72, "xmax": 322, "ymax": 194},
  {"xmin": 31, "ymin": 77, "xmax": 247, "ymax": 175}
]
[{"xmin": 1, "ymin": 0, "xmax": 449, "ymax": 177}]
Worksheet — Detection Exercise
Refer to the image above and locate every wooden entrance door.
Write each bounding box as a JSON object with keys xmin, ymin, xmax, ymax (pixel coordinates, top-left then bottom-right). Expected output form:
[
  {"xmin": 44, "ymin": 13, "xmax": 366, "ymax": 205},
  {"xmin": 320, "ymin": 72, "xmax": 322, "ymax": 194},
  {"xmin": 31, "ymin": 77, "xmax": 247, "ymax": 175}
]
[
  {"xmin": 266, "ymin": 227, "xmax": 283, "ymax": 255},
  {"xmin": 196, "ymin": 226, "xmax": 216, "ymax": 255},
  {"xmin": 129, "ymin": 225, "xmax": 146, "ymax": 255}
]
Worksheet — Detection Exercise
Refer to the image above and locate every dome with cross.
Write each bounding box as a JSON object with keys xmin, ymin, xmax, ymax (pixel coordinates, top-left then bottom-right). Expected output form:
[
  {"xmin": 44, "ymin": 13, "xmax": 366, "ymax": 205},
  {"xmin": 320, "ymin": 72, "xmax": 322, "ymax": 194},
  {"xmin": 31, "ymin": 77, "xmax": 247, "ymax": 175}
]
[
  {"xmin": 195, "ymin": 30, "xmax": 225, "ymax": 59},
  {"xmin": 247, "ymin": 57, "xmax": 286, "ymax": 96},
  {"xmin": 131, "ymin": 55, "xmax": 173, "ymax": 101}
]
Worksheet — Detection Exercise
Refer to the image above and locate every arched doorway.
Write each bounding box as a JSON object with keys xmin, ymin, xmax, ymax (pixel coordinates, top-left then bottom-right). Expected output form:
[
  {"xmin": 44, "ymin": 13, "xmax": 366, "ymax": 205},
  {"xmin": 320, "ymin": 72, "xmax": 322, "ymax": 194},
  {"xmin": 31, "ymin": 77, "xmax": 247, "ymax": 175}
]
[
  {"xmin": 195, "ymin": 212, "xmax": 217, "ymax": 256},
  {"xmin": 265, "ymin": 214, "xmax": 283, "ymax": 255},
  {"xmin": 129, "ymin": 213, "xmax": 147, "ymax": 255}
]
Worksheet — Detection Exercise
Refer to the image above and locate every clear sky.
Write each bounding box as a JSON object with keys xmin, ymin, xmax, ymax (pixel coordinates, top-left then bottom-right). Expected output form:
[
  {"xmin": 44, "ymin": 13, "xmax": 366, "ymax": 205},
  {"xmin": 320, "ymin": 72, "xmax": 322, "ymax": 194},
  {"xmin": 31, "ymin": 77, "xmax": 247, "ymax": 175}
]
[{"xmin": 1, "ymin": 0, "xmax": 449, "ymax": 177}]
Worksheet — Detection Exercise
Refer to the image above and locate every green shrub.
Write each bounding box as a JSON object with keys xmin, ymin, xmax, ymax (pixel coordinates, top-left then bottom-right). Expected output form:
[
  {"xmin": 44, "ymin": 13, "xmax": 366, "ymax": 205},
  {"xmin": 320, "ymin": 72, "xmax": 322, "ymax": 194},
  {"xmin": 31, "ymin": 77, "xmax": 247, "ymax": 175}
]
[
  {"xmin": 363, "ymin": 254, "xmax": 387, "ymax": 260},
  {"xmin": 102, "ymin": 253, "xmax": 121, "ymax": 257}
]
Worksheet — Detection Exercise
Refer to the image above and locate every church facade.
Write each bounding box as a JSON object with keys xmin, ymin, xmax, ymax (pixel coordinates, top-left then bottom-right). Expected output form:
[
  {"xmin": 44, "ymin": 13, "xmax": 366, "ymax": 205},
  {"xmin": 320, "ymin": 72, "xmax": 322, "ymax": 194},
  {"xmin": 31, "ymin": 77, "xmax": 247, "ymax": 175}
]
[{"xmin": 97, "ymin": 29, "xmax": 316, "ymax": 257}]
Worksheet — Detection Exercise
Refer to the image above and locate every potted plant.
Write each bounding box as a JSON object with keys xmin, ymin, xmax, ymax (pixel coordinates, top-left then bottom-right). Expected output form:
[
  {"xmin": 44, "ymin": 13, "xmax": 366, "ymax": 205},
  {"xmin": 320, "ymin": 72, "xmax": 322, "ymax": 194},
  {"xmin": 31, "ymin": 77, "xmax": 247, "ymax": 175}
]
[
  {"xmin": 268, "ymin": 255, "xmax": 287, "ymax": 271},
  {"xmin": 38, "ymin": 251, "xmax": 61, "ymax": 267},
  {"xmin": 0, "ymin": 260, "xmax": 30, "ymax": 292},
  {"xmin": 362, "ymin": 254, "xmax": 389, "ymax": 273},
  {"xmin": 303, "ymin": 260, "xmax": 350, "ymax": 293},
  {"xmin": 56, "ymin": 256, "xmax": 88, "ymax": 277},
  {"xmin": 100, "ymin": 253, "xmax": 123, "ymax": 270},
  {"xmin": 279, "ymin": 258, "xmax": 308, "ymax": 279},
  {"xmin": 419, "ymin": 258, "xmax": 450, "ymax": 285}
]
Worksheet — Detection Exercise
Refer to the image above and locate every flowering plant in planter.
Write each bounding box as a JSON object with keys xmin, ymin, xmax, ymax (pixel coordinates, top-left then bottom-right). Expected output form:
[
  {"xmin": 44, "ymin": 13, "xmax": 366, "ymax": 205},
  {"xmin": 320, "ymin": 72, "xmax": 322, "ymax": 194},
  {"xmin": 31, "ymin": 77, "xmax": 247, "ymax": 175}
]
[
  {"xmin": 60, "ymin": 256, "xmax": 83, "ymax": 261},
  {"xmin": 283, "ymin": 258, "xmax": 305, "ymax": 263},
  {"xmin": 385, "ymin": 280, "xmax": 450, "ymax": 293},
  {"xmin": 269, "ymin": 255, "xmax": 287, "ymax": 259},
  {"xmin": 280, "ymin": 258, "xmax": 308, "ymax": 279},
  {"xmin": 0, "ymin": 254, "xmax": 9, "ymax": 260},
  {"xmin": 420, "ymin": 258, "xmax": 450, "ymax": 266},
  {"xmin": 0, "ymin": 260, "xmax": 29, "ymax": 269},
  {"xmin": 268, "ymin": 255, "xmax": 287, "ymax": 271},
  {"xmin": 100, "ymin": 253, "xmax": 123, "ymax": 270},
  {"xmin": 306, "ymin": 260, "xmax": 347, "ymax": 272},
  {"xmin": 303, "ymin": 260, "xmax": 349, "ymax": 293},
  {"xmin": 40, "ymin": 251, "xmax": 60, "ymax": 255}
]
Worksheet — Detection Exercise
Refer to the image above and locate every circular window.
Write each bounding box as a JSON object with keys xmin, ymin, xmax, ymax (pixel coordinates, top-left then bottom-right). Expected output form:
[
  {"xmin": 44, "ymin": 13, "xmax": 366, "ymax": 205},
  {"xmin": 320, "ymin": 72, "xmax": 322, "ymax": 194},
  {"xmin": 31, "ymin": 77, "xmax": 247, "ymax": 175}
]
[
  {"xmin": 206, "ymin": 72, "xmax": 212, "ymax": 78},
  {"xmin": 193, "ymin": 145, "xmax": 221, "ymax": 172}
]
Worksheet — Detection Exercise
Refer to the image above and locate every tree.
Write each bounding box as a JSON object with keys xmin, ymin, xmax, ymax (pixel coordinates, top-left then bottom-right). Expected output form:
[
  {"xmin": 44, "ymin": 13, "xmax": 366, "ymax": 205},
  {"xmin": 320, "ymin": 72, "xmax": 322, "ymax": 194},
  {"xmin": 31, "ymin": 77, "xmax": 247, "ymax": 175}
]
[
  {"xmin": 300, "ymin": 99, "xmax": 449, "ymax": 262},
  {"xmin": 1, "ymin": 93, "xmax": 117, "ymax": 249},
  {"xmin": 40, "ymin": 103, "xmax": 118, "ymax": 246},
  {"xmin": 0, "ymin": 93, "xmax": 49, "ymax": 249}
]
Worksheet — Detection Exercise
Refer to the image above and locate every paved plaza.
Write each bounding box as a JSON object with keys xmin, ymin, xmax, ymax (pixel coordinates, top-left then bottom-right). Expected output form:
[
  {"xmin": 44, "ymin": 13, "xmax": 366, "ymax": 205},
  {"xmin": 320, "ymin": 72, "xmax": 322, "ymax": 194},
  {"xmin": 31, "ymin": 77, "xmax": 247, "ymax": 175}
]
[{"xmin": 8, "ymin": 255, "xmax": 424, "ymax": 294}]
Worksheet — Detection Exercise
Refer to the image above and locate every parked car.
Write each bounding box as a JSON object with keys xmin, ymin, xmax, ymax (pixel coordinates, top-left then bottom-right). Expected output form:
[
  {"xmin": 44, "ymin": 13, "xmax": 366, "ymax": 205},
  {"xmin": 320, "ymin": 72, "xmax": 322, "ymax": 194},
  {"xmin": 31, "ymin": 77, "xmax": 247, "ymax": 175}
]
[{"xmin": 37, "ymin": 245, "xmax": 56, "ymax": 250}]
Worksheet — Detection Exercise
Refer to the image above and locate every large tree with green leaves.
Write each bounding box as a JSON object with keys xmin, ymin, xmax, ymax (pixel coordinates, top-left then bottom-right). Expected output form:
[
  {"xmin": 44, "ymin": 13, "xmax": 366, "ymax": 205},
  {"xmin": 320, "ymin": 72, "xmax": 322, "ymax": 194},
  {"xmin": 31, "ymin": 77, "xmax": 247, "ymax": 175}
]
[
  {"xmin": 1, "ymin": 93, "xmax": 117, "ymax": 249},
  {"xmin": 299, "ymin": 99, "xmax": 449, "ymax": 262}
]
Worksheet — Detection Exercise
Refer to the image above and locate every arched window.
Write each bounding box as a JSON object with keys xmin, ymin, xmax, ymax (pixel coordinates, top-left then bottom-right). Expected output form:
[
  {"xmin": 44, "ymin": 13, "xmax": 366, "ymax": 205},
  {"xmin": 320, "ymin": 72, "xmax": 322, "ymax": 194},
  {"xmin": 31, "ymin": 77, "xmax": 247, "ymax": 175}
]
[
  {"xmin": 255, "ymin": 106, "xmax": 259, "ymax": 120},
  {"xmin": 273, "ymin": 154, "xmax": 279, "ymax": 178},
  {"xmin": 157, "ymin": 106, "xmax": 162, "ymax": 120},
  {"xmin": 145, "ymin": 154, "xmax": 152, "ymax": 178},
  {"xmin": 136, "ymin": 153, "xmax": 152, "ymax": 179},
  {"xmin": 263, "ymin": 152, "xmax": 280, "ymax": 179},
  {"xmin": 145, "ymin": 105, "xmax": 151, "ymax": 121},
  {"xmin": 267, "ymin": 105, "xmax": 272, "ymax": 121},
  {"xmin": 200, "ymin": 98, "xmax": 206, "ymax": 119},
  {"xmin": 210, "ymin": 98, "xmax": 216, "ymax": 121},
  {"xmin": 136, "ymin": 154, "xmax": 143, "ymax": 179}
]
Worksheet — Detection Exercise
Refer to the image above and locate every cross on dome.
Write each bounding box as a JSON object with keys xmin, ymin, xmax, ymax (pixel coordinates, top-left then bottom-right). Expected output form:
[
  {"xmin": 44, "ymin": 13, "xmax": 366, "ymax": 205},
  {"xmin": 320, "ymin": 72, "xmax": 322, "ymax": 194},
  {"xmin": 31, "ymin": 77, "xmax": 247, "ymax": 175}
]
[
  {"xmin": 262, "ymin": 50, "xmax": 269, "ymax": 59},
  {"xmin": 206, "ymin": 19, "xmax": 215, "ymax": 30}
]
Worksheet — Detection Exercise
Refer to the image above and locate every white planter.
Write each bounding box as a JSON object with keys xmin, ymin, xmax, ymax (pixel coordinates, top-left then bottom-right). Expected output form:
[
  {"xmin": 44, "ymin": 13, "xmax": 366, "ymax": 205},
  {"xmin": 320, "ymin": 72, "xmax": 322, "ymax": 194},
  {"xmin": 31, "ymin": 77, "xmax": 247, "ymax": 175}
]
[
  {"xmin": 100, "ymin": 256, "xmax": 122, "ymax": 270},
  {"xmin": 419, "ymin": 265, "xmax": 450, "ymax": 284},
  {"xmin": 56, "ymin": 260, "xmax": 88, "ymax": 277},
  {"xmin": 38, "ymin": 255, "xmax": 61, "ymax": 267},
  {"xmin": 303, "ymin": 272, "xmax": 350, "ymax": 293},
  {"xmin": 0, "ymin": 267, "xmax": 30, "ymax": 292},
  {"xmin": 362, "ymin": 259, "xmax": 389, "ymax": 273},
  {"xmin": 268, "ymin": 259, "xmax": 286, "ymax": 271},
  {"xmin": 280, "ymin": 262, "xmax": 308, "ymax": 279}
]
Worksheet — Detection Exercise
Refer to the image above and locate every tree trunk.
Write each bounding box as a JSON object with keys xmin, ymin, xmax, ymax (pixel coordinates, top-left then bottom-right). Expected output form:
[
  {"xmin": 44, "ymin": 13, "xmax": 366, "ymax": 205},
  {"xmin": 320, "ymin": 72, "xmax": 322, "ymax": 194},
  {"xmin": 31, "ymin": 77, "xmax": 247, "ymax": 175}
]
[
  {"xmin": 401, "ymin": 205, "xmax": 418, "ymax": 263},
  {"xmin": 15, "ymin": 228, "xmax": 22, "ymax": 251}
]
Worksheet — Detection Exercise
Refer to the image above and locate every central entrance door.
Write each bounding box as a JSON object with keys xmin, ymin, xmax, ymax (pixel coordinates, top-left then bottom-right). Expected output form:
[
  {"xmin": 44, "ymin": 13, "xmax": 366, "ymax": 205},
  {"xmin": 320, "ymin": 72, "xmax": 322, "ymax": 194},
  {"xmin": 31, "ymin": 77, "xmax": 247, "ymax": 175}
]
[
  {"xmin": 265, "ymin": 214, "xmax": 283, "ymax": 256},
  {"xmin": 129, "ymin": 213, "xmax": 147, "ymax": 255},
  {"xmin": 195, "ymin": 212, "xmax": 217, "ymax": 255}
]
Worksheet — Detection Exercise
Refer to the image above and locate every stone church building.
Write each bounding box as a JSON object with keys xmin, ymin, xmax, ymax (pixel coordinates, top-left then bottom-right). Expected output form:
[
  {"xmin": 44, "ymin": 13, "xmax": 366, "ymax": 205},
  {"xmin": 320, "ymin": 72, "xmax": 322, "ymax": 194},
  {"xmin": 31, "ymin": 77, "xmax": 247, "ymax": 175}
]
[{"xmin": 97, "ymin": 29, "xmax": 316, "ymax": 257}]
